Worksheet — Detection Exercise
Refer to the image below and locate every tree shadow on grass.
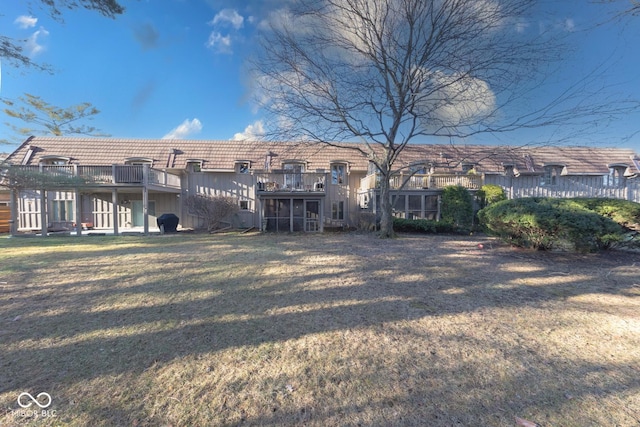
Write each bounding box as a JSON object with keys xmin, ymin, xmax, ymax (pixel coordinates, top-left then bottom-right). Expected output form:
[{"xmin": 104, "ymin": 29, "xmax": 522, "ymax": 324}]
[{"xmin": 1, "ymin": 233, "xmax": 639, "ymax": 425}]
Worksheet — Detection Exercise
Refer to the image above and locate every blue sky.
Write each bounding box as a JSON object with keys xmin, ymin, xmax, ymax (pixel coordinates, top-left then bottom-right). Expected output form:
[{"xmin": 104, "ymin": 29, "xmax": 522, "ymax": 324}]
[{"xmin": 1, "ymin": 0, "xmax": 639, "ymax": 153}]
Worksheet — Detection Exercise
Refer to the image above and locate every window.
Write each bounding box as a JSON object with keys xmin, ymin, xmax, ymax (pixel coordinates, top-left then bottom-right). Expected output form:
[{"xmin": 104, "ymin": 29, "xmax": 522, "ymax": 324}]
[
  {"xmin": 462, "ymin": 163, "xmax": 476, "ymax": 174},
  {"xmin": 606, "ymin": 166, "xmax": 627, "ymax": 187},
  {"xmin": 284, "ymin": 162, "xmax": 305, "ymax": 172},
  {"xmin": 542, "ymin": 165, "xmax": 562, "ymax": 186},
  {"xmin": 367, "ymin": 161, "xmax": 378, "ymax": 175},
  {"xmin": 187, "ymin": 160, "xmax": 203, "ymax": 172},
  {"xmin": 40, "ymin": 156, "xmax": 70, "ymax": 165},
  {"xmin": 283, "ymin": 162, "xmax": 305, "ymax": 189},
  {"xmin": 331, "ymin": 163, "xmax": 346, "ymax": 184},
  {"xmin": 239, "ymin": 200, "xmax": 249, "ymax": 210},
  {"xmin": 409, "ymin": 163, "xmax": 427, "ymax": 174},
  {"xmin": 332, "ymin": 201, "xmax": 344, "ymax": 220},
  {"xmin": 408, "ymin": 195, "xmax": 422, "ymax": 219},
  {"xmin": 392, "ymin": 195, "xmax": 405, "ymax": 219},
  {"xmin": 503, "ymin": 164, "xmax": 515, "ymax": 177},
  {"xmin": 236, "ymin": 162, "xmax": 250, "ymax": 174},
  {"xmin": 264, "ymin": 198, "xmax": 291, "ymax": 232},
  {"xmin": 124, "ymin": 157, "xmax": 153, "ymax": 166},
  {"xmin": 52, "ymin": 200, "xmax": 74, "ymax": 222}
]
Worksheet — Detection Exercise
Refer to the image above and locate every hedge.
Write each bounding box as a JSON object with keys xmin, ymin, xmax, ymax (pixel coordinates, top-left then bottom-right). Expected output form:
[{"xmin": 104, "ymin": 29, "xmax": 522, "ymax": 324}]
[
  {"xmin": 477, "ymin": 197, "xmax": 640, "ymax": 252},
  {"xmin": 440, "ymin": 185, "xmax": 474, "ymax": 232},
  {"xmin": 393, "ymin": 217, "xmax": 454, "ymax": 234}
]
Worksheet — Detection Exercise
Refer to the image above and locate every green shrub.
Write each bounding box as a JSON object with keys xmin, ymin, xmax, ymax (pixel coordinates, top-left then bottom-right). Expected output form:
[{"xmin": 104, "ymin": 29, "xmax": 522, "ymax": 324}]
[
  {"xmin": 478, "ymin": 197, "xmax": 626, "ymax": 252},
  {"xmin": 568, "ymin": 198, "xmax": 640, "ymax": 230},
  {"xmin": 440, "ymin": 185, "xmax": 474, "ymax": 232},
  {"xmin": 477, "ymin": 184, "xmax": 506, "ymax": 207},
  {"xmin": 393, "ymin": 217, "xmax": 454, "ymax": 234}
]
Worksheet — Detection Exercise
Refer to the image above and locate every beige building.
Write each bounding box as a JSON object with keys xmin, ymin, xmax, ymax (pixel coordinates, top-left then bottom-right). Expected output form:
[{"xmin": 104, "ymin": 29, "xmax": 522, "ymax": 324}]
[{"xmin": 2, "ymin": 136, "xmax": 639, "ymax": 235}]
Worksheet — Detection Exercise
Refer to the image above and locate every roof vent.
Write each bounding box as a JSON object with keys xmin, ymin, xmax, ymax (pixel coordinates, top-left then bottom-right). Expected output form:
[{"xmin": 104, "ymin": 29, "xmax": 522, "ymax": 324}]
[{"xmin": 21, "ymin": 145, "xmax": 34, "ymax": 165}]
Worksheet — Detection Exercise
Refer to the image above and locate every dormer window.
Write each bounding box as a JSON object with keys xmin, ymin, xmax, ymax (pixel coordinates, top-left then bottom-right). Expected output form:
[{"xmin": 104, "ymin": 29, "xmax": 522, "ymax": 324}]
[
  {"xmin": 331, "ymin": 162, "xmax": 347, "ymax": 184},
  {"xmin": 40, "ymin": 155, "xmax": 70, "ymax": 165},
  {"xmin": 408, "ymin": 162, "xmax": 427, "ymax": 175},
  {"xmin": 125, "ymin": 157, "xmax": 153, "ymax": 166},
  {"xmin": 186, "ymin": 160, "xmax": 204, "ymax": 173},
  {"xmin": 283, "ymin": 160, "xmax": 305, "ymax": 171},
  {"xmin": 462, "ymin": 163, "xmax": 477, "ymax": 174},
  {"xmin": 542, "ymin": 164, "xmax": 564, "ymax": 186},
  {"xmin": 503, "ymin": 163, "xmax": 515, "ymax": 177},
  {"xmin": 606, "ymin": 164, "xmax": 628, "ymax": 187},
  {"xmin": 368, "ymin": 161, "xmax": 378, "ymax": 175},
  {"xmin": 236, "ymin": 161, "xmax": 251, "ymax": 174}
]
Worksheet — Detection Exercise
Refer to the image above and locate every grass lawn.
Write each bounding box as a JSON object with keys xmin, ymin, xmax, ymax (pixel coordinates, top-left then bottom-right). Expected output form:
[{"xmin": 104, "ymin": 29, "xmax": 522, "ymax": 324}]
[{"xmin": 1, "ymin": 232, "xmax": 640, "ymax": 426}]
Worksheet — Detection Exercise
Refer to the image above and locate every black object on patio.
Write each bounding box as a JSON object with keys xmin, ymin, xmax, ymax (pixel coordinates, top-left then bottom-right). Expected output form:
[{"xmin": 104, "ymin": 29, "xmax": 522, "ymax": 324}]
[{"xmin": 157, "ymin": 213, "xmax": 179, "ymax": 233}]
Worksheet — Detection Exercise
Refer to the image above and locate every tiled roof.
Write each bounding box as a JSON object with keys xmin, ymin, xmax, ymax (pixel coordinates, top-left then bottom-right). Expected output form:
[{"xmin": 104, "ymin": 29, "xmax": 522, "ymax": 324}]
[
  {"xmin": 5, "ymin": 136, "xmax": 640, "ymax": 175},
  {"xmin": 395, "ymin": 144, "xmax": 640, "ymax": 175},
  {"xmin": 5, "ymin": 137, "xmax": 372, "ymax": 171}
]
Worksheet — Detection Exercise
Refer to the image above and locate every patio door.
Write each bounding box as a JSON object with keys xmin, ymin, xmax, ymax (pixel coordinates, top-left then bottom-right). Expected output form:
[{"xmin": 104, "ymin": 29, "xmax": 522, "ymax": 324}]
[
  {"xmin": 305, "ymin": 200, "xmax": 320, "ymax": 232},
  {"xmin": 132, "ymin": 200, "xmax": 155, "ymax": 227}
]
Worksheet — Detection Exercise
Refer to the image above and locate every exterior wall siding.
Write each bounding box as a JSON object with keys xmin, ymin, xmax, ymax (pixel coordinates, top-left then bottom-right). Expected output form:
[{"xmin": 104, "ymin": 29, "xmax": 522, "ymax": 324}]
[
  {"xmin": 92, "ymin": 192, "xmax": 179, "ymax": 229},
  {"xmin": 186, "ymin": 172, "xmax": 258, "ymax": 229},
  {"xmin": 9, "ymin": 168, "xmax": 640, "ymax": 234}
]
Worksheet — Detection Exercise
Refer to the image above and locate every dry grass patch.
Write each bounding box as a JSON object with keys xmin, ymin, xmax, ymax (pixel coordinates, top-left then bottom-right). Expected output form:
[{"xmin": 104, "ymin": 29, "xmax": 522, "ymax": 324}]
[{"xmin": 1, "ymin": 233, "xmax": 639, "ymax": 426}]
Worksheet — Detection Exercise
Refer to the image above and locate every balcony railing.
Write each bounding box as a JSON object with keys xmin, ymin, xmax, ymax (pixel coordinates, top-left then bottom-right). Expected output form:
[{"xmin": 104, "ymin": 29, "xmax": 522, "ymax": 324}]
[
  {"xmin": 255, "ymin": 172, "xmax": 327, "ymax": 193},
  {"xmin": 360, "ymin": 173, "xmax": 483, "ymax": 191},
  {"xmin": 4, "ymin": 165, "xmax": 181, "ymax": 189}
]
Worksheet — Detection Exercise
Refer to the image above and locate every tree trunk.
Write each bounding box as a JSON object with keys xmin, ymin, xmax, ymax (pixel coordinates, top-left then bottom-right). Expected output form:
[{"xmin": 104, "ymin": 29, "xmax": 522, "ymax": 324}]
[{"xmin": 378, "ymin": 170, "xmax": 395, "ymax": 238}]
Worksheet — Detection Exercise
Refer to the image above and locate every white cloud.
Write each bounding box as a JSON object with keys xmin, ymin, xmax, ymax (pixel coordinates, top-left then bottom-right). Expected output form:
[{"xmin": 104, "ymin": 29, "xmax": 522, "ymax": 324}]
[
  {"xmin": 25, "ymin": 27, "xmax": 49, "ymax": 57},
  {"xmin": 563, "ymin": 18, "xmax": 575, "ymax": 32},
  {"xmin": 206, "ymin": 9, "xmax": 247, "ymax": 54},
  {"xmin": 539, "ymin": 17, "xmax": 577, "ymax": 35},
  {"xmin": 15, "ymin": 15, "xmax": 38, "ymax": 29},
  {"xmin": 162, "ymin": 118, "xmax": 203, "ymax": 139},
  {"xmin": 515, "ymin": 19, "xmax": 530, "ymax": 33},
  {"xmin": 232, "ymin": 120, "xmax": 265, "ymax": 141},
  {"xmin": 206, "ymin": 31, "xmax": 233, "ymax": 53},
  {"xmin": 417, "ymin": 70, "xmax": 496, "ymax": 128},
  {"xmin": 211, "ymin": 9, "xmax": 244, "ymax": 30}
]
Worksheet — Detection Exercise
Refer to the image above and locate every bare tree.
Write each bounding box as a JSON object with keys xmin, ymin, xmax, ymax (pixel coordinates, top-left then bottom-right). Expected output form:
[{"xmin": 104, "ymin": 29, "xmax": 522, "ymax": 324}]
[
  {"xmin": 593, "ymin": 0, "xmax": 640, "ymax": 18},
  {"xmin": 251, "ymin": 0, "xmax": 637, "ymax": 238},
  {"xmin": 185, "ymin": 194, "xmax": 239, "ymax": 232},
  {"xmin": 1, "ymin": 0, "xmax": 124, "ymax": 70}
]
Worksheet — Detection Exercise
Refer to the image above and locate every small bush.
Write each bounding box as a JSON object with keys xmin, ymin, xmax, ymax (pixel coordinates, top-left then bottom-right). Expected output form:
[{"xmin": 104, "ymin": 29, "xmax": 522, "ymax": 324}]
[
  {"xmin": 440, "ymin": 185, "xmax": 474, "ymax": 232},
  {"xmin": 355, "ymin": 211, "xmax": 378, "ymax": 231},
  {"xmin": 477, "ymin": 184, "xmax": 506, "ymax": 208},
  {"xmin": 185, "ymin": 194, "xmax": 239, "ymax": 232},
  {"xmin": 393, "ymin": 217, "xmax": 455, "ymax": 234},
  {"xmin": 478, "ymin": 197, "xmax": 627, "ymax": 252}
]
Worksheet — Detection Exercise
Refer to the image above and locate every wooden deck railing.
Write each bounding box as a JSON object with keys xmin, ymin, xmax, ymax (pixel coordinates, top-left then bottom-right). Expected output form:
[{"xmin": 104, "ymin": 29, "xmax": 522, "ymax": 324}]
[
  {"xmin": 5, "ymin": 165, "xmax": 181, "ymax": 189},
  {"xmin": 255, "ymin": 172, "xmax": 327, "ymax": 193},
  {"xmin": 360, "ymin": 173, "xmax": 483, "ymax": 191}
]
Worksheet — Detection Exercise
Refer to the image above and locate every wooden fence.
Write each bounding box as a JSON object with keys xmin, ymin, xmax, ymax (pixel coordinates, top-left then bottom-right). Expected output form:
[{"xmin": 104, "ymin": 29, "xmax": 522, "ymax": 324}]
[
  {"xmin": 0, "ymin": 205, "xmax": 10, "ymax": 233},
  {"xmin": 486, "ymin": 175, "xmax": 640, "ymax": 203}
]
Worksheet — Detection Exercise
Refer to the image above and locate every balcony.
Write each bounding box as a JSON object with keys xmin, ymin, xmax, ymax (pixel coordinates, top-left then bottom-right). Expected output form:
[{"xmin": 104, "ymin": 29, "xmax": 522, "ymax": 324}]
[
  {"xmin": 255, "ymin": 172, "xmax": 327, "ymax": 193},
  {"xmin": 360, "ymin": 173, "xmax": 483, "ymax": 191},
  {"xmin": 3, "ymin": 165, "xmax": 181, "ymax": 189}
]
